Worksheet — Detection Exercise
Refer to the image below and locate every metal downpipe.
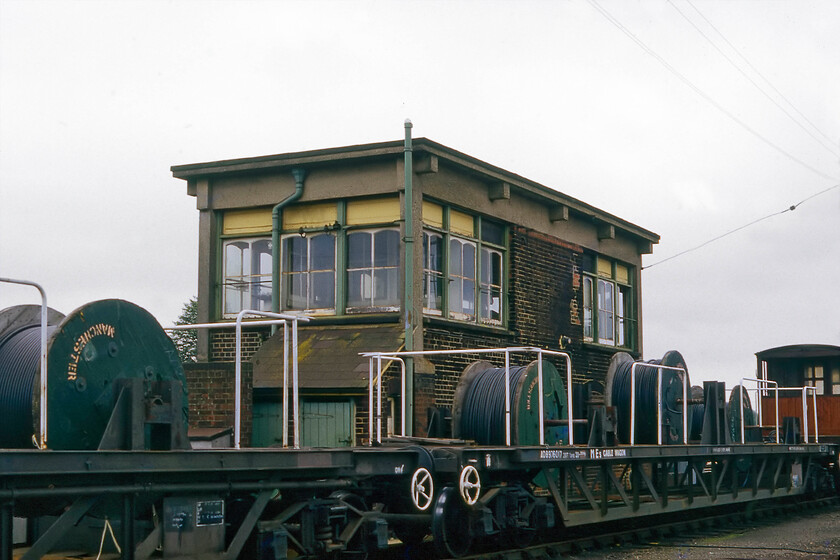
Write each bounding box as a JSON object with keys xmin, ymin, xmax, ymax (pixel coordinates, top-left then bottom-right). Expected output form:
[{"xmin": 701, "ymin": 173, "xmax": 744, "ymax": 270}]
[{"xmin": 272, "ymin": 168, "xmax": 307, "ymax": 326}]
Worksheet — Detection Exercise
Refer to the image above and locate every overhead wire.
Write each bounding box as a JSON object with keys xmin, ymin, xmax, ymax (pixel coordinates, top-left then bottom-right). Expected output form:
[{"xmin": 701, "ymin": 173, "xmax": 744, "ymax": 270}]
[
  {"xmin": 585, "ymin": 0, "xmax": 840, "ymax": 182},
  {"xmin": 685, "ymin": 0, "xmax": 838, "ymax": 149},
  {"xmin": 642, "ymin": 183, "xmax": 840, "ymax": 270},
  {"xmin": 668, "ymin": 0, "xmax": 839, "ymax": 158}
]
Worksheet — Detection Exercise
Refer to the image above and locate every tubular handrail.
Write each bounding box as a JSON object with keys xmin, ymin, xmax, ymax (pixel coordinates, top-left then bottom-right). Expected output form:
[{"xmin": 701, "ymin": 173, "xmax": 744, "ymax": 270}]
[
  {"xmin": 366, "ymin": 356, "xmax": 406, "ymax": 442},
  {"xmin": 167, "ymin": 310, "xmax": 310, "ymax": 449},
  {"xmin": 806, "ymin": 386, "xmax": 818, "ymax": 443},
  {"xmin": 737, "ymin": 382, "xmax": 821, "ymax": 444},
  {"xmin": 0, "ymin": 277, "xmax": 49, "ymax": 449},
  {"xmin": 360, "ymin": 347, "xmax": 573, "ymax": 446},
  {"xmin": 628, "ymin": 363, "xmax": 688, "ymax": 446},
  {"xmin": 738, "ymin": 378, "xmax": 779, "ymax": 444}
]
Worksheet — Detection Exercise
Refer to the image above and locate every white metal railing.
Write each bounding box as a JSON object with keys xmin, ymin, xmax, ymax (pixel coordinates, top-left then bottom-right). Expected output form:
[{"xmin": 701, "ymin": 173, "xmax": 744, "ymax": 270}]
[
  {"xmin": 360, "ymin": 347, "xmax": 573, "ymax": 446},
  {"xmin": 167, "ymin": 309, "xmax": 309, "ymax": 449},
  {"xmin": 628, "ymin": 362, "xmax": 689, "ymax": 446},
  {"xmin": 0, "ymin": 277, "xmax": 49, "ymax": 449},
  {"xmin": 735, "ymin": 379, "xmax": 819, "ymax": 444},
  {"xmin": 737, "ymin": 377, "xmax": 779, "ymax": 444}
]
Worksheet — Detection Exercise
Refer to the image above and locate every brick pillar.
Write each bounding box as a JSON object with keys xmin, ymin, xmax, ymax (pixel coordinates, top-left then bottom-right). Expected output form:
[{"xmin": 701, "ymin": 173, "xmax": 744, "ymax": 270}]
[{"xmin": 183, "ymin": 362, "xmax": 253, "ymax": 447}]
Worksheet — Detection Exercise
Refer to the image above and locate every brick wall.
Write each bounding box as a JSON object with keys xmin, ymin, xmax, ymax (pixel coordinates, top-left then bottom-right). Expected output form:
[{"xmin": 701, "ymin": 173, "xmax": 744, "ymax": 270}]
[
  {"xmin": 420, "ymin": 227, "xmax": 626, "ymax": 425},
  {"xmin": 183, "ymin": 362, "xmax": 252, "ymax": 447},
  {"xmin": 210, "ymin": 328, "xmax": 269, "ymax": 362}
]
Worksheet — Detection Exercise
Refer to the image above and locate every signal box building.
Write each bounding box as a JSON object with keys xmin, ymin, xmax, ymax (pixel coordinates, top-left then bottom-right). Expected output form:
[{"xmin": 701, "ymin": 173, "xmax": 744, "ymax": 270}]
[{"xmin": 171, "ymin": 137, "xmax": 659, "ymax": 447}]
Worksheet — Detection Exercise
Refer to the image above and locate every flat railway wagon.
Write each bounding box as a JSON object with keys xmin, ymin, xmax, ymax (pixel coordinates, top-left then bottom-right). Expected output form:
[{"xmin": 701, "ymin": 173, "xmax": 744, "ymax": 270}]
[{"xmin": 0, "ymin": 299, "xmax": 837, "ymax": 559}]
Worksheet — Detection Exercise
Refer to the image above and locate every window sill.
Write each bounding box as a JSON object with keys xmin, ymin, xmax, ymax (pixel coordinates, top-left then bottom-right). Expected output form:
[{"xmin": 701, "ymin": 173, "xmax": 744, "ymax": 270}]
[
  {"xmin": 582, "ymin": 340, "xmax": 639, "ymax": 356},
  {"xmin": 298, "ymin": 313, "xmax": 401, "ymax": 326},
  {"xmin": 217, "ymin": 312, "xmax": 401, "ymax": 326},
  {"xmin": 423, "ymin": 315, "xmax": 515, "ymax": 337}
]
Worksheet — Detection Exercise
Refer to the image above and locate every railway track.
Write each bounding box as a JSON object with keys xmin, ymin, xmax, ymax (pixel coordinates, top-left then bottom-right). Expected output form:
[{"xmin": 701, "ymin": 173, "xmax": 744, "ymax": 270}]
[{"xmin": 399, "ymin": 495, "xmax": 840, "ymax": 560}]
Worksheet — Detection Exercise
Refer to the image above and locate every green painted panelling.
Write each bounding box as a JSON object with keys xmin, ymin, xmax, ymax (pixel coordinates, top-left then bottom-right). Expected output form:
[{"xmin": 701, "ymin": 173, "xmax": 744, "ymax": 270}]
[
  {"xmin": 302, "ymin": 400, "xmax": 354, "ymax": 447},
  {"xmin": 252, "ymin": 400, "xmax": 284, "ymax": 447}
]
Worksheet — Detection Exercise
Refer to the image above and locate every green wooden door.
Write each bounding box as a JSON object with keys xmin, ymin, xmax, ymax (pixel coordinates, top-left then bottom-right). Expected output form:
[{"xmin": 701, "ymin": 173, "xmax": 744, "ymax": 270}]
[
  {"xmin": 252, "ymin": 400, "xmax": 284, "ymax": 447},
  {"xmin": 302, "ymin": 400, "xmax": 354, "ymax": 447}
]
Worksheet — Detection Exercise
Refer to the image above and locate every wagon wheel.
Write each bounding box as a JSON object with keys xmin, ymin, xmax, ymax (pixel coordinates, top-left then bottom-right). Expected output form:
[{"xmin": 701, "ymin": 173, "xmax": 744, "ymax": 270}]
[
  {"xmin": 459, "ymin": 465, "xmax": 481, "ymax": 505},
  {"xmin": 328, "ymin": 491, "xmax": 368, "ymax": 554},
  {"xmin": 432, "ymin": 487, "xmax": 473, "ymax": 558}
]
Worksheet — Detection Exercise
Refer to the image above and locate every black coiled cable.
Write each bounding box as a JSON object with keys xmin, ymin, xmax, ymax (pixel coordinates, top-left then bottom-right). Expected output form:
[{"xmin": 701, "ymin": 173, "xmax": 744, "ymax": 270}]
[
  {"xmin": 459, "ymin": 365, "xmax": 529, "ymax": 445},
  {"xmin": 611, "ymin": 359, "xmax": 659, "ymax": 443},
  {"xmin": 0, "ymin": 325, "xmax": 56, "ymax": 448},
  {"xmin": 610, "ymin": 357, "xmax": 686, "ymax": 444}
]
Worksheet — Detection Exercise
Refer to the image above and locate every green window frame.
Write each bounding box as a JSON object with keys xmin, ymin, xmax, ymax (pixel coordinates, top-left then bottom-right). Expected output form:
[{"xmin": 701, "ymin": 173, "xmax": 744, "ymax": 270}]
[
  {"xmin": 219, "ymin": 199, "xmax": 403, "ymax": 318},
  {"xmin": 221, "ymin": 237, "xmax": 273, "ymax": 317},
  {"xmin": 422, "ymin": 204, "xmax": 507, "ymax": 326},
  {"xmin": 346, "ymin": 228, "xmax": 400, "ymax": 312},
  {"xmin": 423, "ymin": 230, "xmax": 445, "ymax": 316},
  {"xmin": 280, "ymin": 232, "xmax": 337, "ymax": 313},
  {"xmin": 581, "ymin": 254, "xmax": 636, "ymax": 350}
]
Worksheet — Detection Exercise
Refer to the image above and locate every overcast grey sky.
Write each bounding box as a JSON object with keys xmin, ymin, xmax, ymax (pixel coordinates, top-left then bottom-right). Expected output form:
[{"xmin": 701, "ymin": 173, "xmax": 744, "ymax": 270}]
[{"xmin": 1, "ymin": 0, "xmax": 838, "ymax": 391}]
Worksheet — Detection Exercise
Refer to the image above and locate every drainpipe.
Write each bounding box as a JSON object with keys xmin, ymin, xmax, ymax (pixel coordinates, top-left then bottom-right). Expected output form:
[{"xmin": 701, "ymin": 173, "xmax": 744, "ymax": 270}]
[
  {"xmin": 272, "ymin": 168, "xmax": 307, "ymax": 329},
  {"xmin": 403, "ymin": 120, "xmax": 415, "ymax": 435}
]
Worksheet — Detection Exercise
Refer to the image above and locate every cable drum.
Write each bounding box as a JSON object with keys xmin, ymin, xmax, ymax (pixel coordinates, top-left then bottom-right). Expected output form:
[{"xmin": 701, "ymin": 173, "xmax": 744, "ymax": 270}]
[
  {"xmin": 0, "ymin": 299, "xmax": 188, "ymax": 450},
  {"xmin": 453, "ymin": 360, "xmax": 567, "ymax": 446},
  {"xmin": 0, "ymin": 324, "xmax": 58, "ymax": 447},
  {"xmin": 728, "ymin": 385, "xmax": 759, "ymax": 443},
  {"xmin": 688, "ymin": 385, "xmax": 705, "ymax": 442},
  {"xmin": 605, "ymin": 351, "xmax": 690, "ymax": 445}
]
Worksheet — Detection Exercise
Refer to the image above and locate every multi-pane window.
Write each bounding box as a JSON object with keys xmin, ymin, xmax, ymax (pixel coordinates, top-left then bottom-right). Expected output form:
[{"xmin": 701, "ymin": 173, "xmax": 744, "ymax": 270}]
[
  {"xmin": 617, "ymin": 285, "xmax": 630, "ymax": 347},
  {"xmin": 834, "ymin": 366, "xmax": 840, "ymax": 395},
  {"xmin": 582, "ymin": 255, "xmax": 635, "ymax": 349},
  {"xmin": 583, "ymin": 276, "xmax": 594, "ymax": 340},
  {"xmin": 804, "ymin": 365, "xmax": 825, "ymax": 395},
  {"xmin": 346, "ymin": 229, "xmax": 400, "ymax": 310},
  {"xmin": 222, "ymin": 238, "xmax": 272, "ymax": 316},
  {"xmin": 479, "ymin": 247, "xmax": 502, "ymax": 323},
  {"xmin": 220, "ymin": 200, "xmax": 507, "ymax": 323},
  {"xmin": 449, "ymin": 238, "xmax": 476, "ymax": 320},
  {"xmin": 423, "ymin": 231, "xmax": 444, "ymax": 314},
  {"xmin": 422, "ymin": 203, "xmax": 506, "ymax": 326},
  {"xmin": 281, "ymin": 234, "xmax": 336, "ymax": 312},
  {"xmin": 597, "ymin": 279, "xmax": 615, "ymax": 345}
]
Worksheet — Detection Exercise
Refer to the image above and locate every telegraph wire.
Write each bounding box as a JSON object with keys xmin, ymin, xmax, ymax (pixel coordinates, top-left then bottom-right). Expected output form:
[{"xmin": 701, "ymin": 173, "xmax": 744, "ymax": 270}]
[
  {"xmin": 668, "ymin": 0, "xmax": 839, "ymax": 158},
  {"xmin": 642, "ymin": 183, "xmax": 840, "ymax": 270},
  {"xmin": 685, "ymin": 0, "xmax": 837, "ymax": 149},
  {"xmin": 586, "ymin": 0, "xmax": 840, "ymax": 183}
]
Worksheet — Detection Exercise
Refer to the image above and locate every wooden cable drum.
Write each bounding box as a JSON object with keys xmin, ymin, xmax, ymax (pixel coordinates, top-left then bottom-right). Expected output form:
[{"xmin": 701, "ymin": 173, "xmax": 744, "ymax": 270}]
[{"xmin": 452, "ymin": 359, "xmax": 567, "ymax": 446}]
